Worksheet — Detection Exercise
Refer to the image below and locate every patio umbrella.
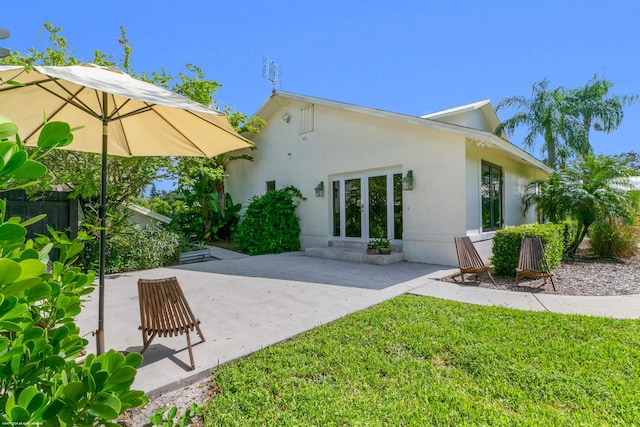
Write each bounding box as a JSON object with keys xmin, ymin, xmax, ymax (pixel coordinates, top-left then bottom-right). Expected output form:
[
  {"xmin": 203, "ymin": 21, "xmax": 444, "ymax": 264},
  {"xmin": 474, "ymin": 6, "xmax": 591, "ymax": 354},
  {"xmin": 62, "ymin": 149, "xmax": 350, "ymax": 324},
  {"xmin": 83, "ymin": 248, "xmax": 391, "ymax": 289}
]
[{"xmin": 0, "ymin": 64, "xmax": 253, "ymax": 354}]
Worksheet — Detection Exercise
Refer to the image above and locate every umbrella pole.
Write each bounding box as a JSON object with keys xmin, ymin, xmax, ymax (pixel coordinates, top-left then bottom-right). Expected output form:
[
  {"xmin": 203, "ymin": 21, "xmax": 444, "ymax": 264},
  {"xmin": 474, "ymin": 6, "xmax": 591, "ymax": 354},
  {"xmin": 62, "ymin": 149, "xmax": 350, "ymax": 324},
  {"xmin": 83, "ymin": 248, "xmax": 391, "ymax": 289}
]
[{"xmin": 96, "ymin": 96, "xmax": 108, "ymax": 355}]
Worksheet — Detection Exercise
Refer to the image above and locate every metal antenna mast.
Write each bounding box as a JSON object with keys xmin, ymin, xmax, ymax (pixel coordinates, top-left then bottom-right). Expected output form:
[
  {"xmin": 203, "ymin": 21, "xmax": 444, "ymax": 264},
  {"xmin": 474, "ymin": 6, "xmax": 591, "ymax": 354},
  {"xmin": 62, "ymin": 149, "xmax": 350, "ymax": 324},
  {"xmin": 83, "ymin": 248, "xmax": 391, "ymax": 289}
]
[{"xmin": 262, "ymin": 57, "xmax": 281, "ymax": 90}]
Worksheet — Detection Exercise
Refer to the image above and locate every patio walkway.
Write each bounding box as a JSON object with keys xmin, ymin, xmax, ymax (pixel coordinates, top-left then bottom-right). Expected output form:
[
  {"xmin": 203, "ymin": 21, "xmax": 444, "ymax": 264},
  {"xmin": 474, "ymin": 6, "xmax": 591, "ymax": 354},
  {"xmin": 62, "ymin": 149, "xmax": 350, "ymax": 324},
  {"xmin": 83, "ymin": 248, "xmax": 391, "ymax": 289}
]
[{"xmin": 76, "ymin": 249, "xmax": 640, "ymax": 397}]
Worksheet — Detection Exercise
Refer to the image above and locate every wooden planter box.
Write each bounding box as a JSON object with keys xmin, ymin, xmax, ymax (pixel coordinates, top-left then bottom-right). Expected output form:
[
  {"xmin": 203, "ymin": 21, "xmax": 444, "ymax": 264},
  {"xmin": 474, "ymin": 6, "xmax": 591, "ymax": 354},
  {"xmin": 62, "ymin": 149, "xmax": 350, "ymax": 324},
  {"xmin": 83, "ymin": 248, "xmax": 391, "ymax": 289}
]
[{"xmin": 179, "ymin": 249, "xmax": 211, "ymax": 263}]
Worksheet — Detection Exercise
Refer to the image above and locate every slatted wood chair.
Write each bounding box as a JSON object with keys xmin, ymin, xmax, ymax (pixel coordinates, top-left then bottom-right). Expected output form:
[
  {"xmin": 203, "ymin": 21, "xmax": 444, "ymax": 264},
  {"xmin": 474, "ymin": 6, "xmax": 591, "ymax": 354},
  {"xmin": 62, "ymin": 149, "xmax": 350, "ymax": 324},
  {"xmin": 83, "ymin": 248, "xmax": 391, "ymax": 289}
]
[
  {"xmin": 515, "ymin": 237, "xmax": 556, "ymax": 291},
  {"xmin": 137, "ymin": 277, "xmax": 205, "ymax": 370},
  {"xmin": 453, "ymin": 236, "xmax": 496, "ymax": 284}
]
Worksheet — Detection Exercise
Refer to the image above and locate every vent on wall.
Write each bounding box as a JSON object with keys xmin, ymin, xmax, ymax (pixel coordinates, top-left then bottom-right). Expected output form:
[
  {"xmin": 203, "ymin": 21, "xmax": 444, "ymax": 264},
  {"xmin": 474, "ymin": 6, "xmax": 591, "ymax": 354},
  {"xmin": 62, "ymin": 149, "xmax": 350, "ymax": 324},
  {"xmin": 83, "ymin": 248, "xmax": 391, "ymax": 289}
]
[{"xmin": 299, "ymin": 104, "xmax": 314, "ymax": 134}]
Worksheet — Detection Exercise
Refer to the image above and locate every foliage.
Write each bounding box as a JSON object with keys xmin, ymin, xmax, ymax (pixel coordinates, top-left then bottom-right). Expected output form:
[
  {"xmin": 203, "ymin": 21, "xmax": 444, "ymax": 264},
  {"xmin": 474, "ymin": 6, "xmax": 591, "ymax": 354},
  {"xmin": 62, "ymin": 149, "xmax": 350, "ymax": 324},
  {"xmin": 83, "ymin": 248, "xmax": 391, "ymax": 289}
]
[
  {"xmin": 205, "ymin": 295, "xmax": 640, "ymax": 425},
  {"xmin": 492, "ymin": 223, "xmax": 564, "ymax": 276},
  {"xmin": 4, "ymin": 24, "xmax": 175, "ymax": 223},
  {"xmin": 236, "ymin": 187, "xmax": 304, "ymax": 255},
  {"xmin": 563, "ymin": 74, "xmax": 638, "ymax": 142},
  {"xmin": 0, "ymin": 118, "xmax": 147, "ymax": 425},
  {"xmin": 589, "ymin": 218, "xmax": 640, "ymax": 258},
  {"xmin": 4, "ymin": 23, "xmax": 264, "ymax": 246},
  {"xmin": 170, "ymin": 191, "xmax": 241, "ymax": 243},
  {"xmin": 150, "ymin": 403, "xmax": 203, "ymax": 427},
  {"xmin": 497, "ymin": 76, "xmax": 636, "ymax": 169},
  {"xmin": 524, "ymin": 154, "xmax": 637, "ymax": 257},
  {"xmin": 621, "ymin": 150, "xmax": 640, "ymax": 172},
  {"xmin": 78, "ymin": 223, "xmax": 180, "ymax": 273},
  {"xmin": 496, "ymin": 79, "xmax": 585, "ymax": 168}
]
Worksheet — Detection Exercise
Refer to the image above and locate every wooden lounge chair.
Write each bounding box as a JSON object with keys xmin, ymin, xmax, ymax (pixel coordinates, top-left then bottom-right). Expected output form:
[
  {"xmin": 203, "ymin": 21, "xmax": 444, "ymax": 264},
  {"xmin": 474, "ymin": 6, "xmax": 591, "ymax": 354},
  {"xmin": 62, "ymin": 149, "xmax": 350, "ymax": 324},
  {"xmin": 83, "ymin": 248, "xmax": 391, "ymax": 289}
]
[
  {"xmin": 453, "ymin": 236, "xmax": 496, "ymax": 284},
  {"xmin": 515, "ymin": 237, "xmax": 556, "ymax": 291},
  {"xmin": 137, "ymin": 277, "xmax": 205, "ymax": 370}
]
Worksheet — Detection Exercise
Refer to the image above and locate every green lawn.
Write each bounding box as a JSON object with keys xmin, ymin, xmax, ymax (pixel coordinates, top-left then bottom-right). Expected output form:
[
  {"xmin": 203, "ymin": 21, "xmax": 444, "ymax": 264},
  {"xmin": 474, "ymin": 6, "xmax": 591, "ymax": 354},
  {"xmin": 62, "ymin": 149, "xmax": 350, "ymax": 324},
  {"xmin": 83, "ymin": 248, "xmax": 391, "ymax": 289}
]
[{"xmin": 204, "ymin": 295, "xmax": 640, "ymax": 426}]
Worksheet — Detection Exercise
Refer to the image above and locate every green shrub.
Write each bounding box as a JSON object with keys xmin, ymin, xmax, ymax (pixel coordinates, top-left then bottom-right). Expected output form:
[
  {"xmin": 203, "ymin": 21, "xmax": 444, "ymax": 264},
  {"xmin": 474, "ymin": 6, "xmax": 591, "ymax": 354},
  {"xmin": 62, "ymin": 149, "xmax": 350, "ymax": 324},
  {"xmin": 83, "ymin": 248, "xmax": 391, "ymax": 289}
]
[
  {"xmin": 559, "ymin": 219, "xmax": 579, "ymax": 253},
  {"xmin": 492, "ymin": 223, "xmax": 564, "ymax": 276},
  {"xmin": 236, "ymin": 187, "xmax": 304, "ymax": 255},
  {"xmin": 80, "ymin": 224, "xmax": 180, "ymax": 273},
  {"xmin": 589, "ymin": 219, "xmax": 640, "ymax": 258},
  {"xmin": 0, "ymin": 117, "xmax": 147, "ymax": 425}
]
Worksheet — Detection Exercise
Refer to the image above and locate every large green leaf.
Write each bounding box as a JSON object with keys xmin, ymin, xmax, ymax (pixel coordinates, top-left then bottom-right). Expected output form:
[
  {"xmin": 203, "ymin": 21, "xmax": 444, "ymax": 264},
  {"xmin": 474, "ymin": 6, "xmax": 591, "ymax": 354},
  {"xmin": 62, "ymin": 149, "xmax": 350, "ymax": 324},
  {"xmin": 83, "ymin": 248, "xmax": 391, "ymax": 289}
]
[
  {"xmin": 89, "ymin": 395, "xmax": 121, "ymax": 420},
  {"xmin": 11, "ymin": 159, "xmax": 47, "ymax": 179},
  {"xmin": 20, "ymin": 214, "xmax": 47, "ymax": 227},
  {"xmin": 2, "ymin": 278, "xmax": 42, "ymax": 297},
  {"xmin": 0, "ymin": 120, "xmax": 19, "ymax": 139},
  {"xmin": 0, "ymin": 222, "xmax": 27, "ymax": 241},
  {"xmin": 62, "ymin": 381, "xmax": 85, "ymax": 401},
  {"xmin": 1, "ymin": 150, "xmax": 27, "ymax": 176},
  {"xmin": 37, "ymin": 121, "xmax": 72, "ymax": 148},
  {"xmin": 10, "ymin": 406, "xmax": 30, "ymax": 422},
  {"xmin": 0, "ymin": 141, "xmax": 17, "ymax": 168},
  {"xmin": 24, "ymin": 282, "xmax": 52, "ymax": 301},
  {"xmin": 0, "ymin": 259, "xmax": 21, "ymax": 285},
  {"xmin": 103, "ymin": 366, "xmax": 136, "ymax": 391},
  {"xmin": 16, "ymin": 259, "xmax": 46, "ymax": 280}
]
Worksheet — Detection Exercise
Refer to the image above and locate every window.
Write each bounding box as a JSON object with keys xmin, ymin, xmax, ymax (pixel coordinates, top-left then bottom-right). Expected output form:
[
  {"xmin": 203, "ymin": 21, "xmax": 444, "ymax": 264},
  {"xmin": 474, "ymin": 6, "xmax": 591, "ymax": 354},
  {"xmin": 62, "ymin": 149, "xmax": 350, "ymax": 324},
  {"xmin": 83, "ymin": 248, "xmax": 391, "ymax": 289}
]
[
  {"xmin": 299, "ymin": 104, "xmax": 314, "ymax": 134},
  {"xmin": 481, "ymin": 161, "xmax": 503, "ymax": 231},
  {"xmin": 266, "ymin": 180, "xmax": 276, "ymax": 192}
]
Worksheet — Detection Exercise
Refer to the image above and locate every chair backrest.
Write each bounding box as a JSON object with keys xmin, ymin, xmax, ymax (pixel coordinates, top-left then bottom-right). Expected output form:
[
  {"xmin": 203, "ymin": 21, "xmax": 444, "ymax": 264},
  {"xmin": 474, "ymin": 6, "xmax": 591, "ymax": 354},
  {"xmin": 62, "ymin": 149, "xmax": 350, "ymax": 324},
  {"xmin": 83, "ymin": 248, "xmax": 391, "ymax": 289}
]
[
  {"xmin": 138, "ymin": 277, "xmax": 199, "ymax": 338},
  {"xmin": 454, "ymin": 236, "xmax": 485, "ymax": 269},
  {"xmin": 517, "ymin": 237, "xmax": 550, "ymax": 273}
]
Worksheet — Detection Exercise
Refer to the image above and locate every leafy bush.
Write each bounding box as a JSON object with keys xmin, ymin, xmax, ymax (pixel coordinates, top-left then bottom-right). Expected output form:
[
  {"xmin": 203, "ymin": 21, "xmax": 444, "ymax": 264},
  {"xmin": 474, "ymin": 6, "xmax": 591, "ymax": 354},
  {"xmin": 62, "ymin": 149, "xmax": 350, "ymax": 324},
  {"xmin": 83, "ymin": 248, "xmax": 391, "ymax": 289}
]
[
  {"xmin": 589, "ymin": 219, "xmax": 640, "ymax": 258},
  {"xmin": 492, "ymin": 223, "xmax": 564, "ymax": 276},
  {"xmin": 0, "ymin": 117, "xmax": 147, "ymax": 425},
  {"xmin": 559, "ymin": 219, "xmax": 579, "ymax": 253},
  {"xmin": 170, "ymin": 192, "xmax": 241, "ymax": 243},
  {"xmin": 236, "ymin": 187, "xmax": 304, "ymax": 255},
  {"xmin": 79, "ymin": 224, "xmax": 180, "ymax": 273}
]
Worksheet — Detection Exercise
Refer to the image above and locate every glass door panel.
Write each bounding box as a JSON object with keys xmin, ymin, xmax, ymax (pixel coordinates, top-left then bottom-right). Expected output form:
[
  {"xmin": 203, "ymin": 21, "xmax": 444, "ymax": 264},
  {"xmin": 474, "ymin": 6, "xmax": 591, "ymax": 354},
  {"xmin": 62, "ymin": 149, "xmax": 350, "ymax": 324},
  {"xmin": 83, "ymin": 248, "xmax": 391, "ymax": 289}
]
[
  {"xmin": 332, "ymin": 180, "xmax": 341, "ymax": 237},
  {"xmin": 393, "ymin": 173, "xmax": 403, "ymax": 240},
  {"xmin": 345, "ymin": 178, "xmax": 362, "ymax": 238},
  {"xmin": 368, "ymin": 175, "xmax": 387, "ymax": 238}
]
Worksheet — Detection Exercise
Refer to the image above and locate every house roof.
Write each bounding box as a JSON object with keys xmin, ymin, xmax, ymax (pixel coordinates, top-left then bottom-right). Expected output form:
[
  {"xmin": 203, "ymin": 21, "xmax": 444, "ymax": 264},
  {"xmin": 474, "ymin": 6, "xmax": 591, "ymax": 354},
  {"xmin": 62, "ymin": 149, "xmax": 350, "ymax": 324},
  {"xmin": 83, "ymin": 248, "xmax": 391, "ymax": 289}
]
[
  {"xmin": 127, "ymin": 204, "xmax": 171, "ymax": 224},
  {"xmin": 255, "ymin": 90, "xmax": 553, "ymax": 174},
  {"xmin": 420, "ymin": 99, "xmax": 507, "ymax": 138}
]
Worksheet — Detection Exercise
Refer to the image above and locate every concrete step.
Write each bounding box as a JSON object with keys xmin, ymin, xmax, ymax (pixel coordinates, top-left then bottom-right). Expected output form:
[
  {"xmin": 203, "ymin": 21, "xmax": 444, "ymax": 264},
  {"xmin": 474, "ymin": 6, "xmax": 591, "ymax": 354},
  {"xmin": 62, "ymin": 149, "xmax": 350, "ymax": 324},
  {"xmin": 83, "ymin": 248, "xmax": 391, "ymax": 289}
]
[{"xmin": 305, "ymin": 246, "xmax": 404, "ymax": 265}]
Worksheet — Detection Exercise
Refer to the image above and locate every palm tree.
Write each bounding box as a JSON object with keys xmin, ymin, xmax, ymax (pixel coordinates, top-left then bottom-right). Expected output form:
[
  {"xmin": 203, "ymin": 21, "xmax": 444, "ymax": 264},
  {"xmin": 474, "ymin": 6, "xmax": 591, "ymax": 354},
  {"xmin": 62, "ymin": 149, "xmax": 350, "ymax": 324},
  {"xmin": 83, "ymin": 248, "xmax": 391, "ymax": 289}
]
[
  {"xmin": 524, "ymin": 154, "xmax": 636, "ymax": 257},
  {"xmin": 496, "ymin": 80, "xmax": 584, "ymax": 169},
  {"xmin": 564, "ymin": 74, "xmax": 637, "ymax": 146}
]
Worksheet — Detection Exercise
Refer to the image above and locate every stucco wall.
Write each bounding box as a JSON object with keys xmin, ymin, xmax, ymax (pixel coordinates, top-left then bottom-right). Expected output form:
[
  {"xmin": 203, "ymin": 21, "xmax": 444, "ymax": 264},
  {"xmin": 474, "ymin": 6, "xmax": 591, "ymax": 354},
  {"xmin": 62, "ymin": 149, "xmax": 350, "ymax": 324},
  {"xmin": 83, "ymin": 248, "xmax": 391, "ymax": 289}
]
[{"xmin": 228, "ymin": 96, "xmax": 548, "ymax": 267}]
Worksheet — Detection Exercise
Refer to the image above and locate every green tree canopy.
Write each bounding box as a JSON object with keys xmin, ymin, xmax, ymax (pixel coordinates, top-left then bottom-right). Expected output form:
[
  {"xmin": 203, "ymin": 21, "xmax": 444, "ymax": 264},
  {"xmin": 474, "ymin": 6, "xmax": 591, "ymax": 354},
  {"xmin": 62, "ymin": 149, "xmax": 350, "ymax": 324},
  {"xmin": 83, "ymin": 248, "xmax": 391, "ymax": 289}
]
[
  {"xmin": 496, "ymin": 76, "xmax": 636, "ymax": 169},
  {"xmin": 524, "ymin": 154, "xmax": 637, "ymax": 257},
  {"xmin": 496, "ymin": 79, "xmax": 584, "ymax": 168}
]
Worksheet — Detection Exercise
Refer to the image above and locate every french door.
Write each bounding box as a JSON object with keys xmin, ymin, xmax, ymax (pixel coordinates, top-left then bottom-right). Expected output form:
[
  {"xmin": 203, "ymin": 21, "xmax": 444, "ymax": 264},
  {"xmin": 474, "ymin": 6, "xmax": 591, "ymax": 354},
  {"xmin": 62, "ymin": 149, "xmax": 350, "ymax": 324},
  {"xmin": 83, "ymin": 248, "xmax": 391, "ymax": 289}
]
[{"xmin": 332, "ymin": 170, "xmax": 403, "ymax": 241}]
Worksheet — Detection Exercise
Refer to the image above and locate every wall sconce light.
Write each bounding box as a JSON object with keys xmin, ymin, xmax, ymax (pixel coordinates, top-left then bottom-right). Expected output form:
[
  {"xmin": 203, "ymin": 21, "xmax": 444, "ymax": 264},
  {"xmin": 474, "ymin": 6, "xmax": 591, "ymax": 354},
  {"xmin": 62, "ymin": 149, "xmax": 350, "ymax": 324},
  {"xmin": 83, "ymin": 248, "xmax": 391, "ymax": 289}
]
[
  {"xmin": 314, "ymin": 181, "xmax": 324, "ymax": 197},
  {"xmin": 281, "ymin": 113, "xmax": 290, "ymax": 123},
  {"xmin": 402, "ymin": 170, "xmax": 414, "ymax": 191}
]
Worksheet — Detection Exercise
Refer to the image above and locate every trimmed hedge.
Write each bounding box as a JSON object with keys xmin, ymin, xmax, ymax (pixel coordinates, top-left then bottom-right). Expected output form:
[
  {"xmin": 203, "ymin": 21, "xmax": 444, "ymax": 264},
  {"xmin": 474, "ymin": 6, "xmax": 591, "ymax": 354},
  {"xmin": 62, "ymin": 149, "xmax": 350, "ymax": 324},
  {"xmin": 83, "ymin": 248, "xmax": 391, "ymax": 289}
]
[{"xmin": 492, "ymin": 223, "xmax": 566, "ymax": 276}]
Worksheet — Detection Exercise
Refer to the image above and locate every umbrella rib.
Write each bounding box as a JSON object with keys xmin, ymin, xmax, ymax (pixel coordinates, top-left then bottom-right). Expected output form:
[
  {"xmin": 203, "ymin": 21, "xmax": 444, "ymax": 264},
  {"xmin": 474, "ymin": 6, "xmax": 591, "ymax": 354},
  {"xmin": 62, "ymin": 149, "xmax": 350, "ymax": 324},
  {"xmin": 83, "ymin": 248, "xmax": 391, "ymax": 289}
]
[
  {"xmin": 38, "ymin": 79, "xmax": 104, "ymax": 120},
  {"xmin": 21, "ymin": 83, "xmax": 100, "ymax": 143},
  {"xmin": 150, "ymin": 106, "xmax": 209, "ymax": 156}
]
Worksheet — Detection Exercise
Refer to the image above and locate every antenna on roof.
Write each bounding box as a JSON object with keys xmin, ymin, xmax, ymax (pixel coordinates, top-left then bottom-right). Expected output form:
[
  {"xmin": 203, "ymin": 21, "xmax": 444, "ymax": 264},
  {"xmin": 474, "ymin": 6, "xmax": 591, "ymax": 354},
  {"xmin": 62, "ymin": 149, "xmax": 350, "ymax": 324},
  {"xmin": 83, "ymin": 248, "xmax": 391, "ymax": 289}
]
[{"xmin": 262, "ymin": 56, "xmax": 281, "ymax": 90}]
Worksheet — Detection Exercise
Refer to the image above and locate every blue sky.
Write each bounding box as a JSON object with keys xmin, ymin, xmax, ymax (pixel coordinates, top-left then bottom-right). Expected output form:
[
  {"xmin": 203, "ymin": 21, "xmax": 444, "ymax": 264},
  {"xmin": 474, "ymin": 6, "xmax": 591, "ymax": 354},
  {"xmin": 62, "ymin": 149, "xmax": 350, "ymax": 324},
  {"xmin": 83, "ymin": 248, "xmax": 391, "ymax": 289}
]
[{"xmin": 6, "ymin": 0, "xmax": 640, "ymax": 160}]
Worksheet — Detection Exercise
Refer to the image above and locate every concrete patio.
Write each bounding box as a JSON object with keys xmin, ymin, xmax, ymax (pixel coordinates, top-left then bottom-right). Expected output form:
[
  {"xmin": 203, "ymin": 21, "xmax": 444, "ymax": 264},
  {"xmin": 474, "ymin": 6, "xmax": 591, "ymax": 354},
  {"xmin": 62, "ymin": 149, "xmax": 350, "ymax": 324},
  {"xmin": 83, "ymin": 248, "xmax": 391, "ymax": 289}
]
[{"xmin": 76, "ymin": 248, "xmax": 640, "ymax": 397}]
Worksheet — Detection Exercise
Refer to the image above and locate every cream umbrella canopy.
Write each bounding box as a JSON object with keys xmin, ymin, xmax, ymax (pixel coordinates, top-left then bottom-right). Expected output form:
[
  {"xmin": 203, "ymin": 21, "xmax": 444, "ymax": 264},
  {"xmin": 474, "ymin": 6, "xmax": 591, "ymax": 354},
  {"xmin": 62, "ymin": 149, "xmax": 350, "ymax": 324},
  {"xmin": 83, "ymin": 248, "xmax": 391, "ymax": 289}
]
[{"xmin": 0, "ymin": 64, "xmax": 253, "ymax": 354}]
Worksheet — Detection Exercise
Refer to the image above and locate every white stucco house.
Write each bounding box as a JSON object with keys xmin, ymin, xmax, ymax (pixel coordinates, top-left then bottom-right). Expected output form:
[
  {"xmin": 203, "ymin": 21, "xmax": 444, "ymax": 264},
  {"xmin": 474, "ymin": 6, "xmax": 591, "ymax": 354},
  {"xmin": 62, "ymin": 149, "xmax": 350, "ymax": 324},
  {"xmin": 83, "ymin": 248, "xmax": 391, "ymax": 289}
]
[{"xmin": 226, "ymin": 91, "xmax": 552, "ymax": 266}]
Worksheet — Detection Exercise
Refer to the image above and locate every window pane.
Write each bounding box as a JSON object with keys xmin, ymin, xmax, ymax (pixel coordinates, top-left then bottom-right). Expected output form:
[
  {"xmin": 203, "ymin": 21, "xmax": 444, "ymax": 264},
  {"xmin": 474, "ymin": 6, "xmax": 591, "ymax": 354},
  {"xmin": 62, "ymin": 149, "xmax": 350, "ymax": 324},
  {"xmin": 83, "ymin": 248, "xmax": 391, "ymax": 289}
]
[
  {"xmin": 332, "ymin": 181, "xmax": 340, "ymax": 237},
  {"xmin": 491, "ymin": 166, "xmax": 502, "ymax": 229},
  {"xmin": 481, "ymin": 162, "xmax": 503, "ymax": 231},
  {"xmin": 345, "ymin": 178, "xmax": 361, "ymax": 238},
  {"xmin": 481, "ymin": 163, "xmax": 491, "ymax": 230},
  {"xmin": 393, "ymin": 173, "xmax": 403, "ymax": 240},
  {"xmin": 368, "ymin": 175, "xmax": 387, "ymax": 238}
]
